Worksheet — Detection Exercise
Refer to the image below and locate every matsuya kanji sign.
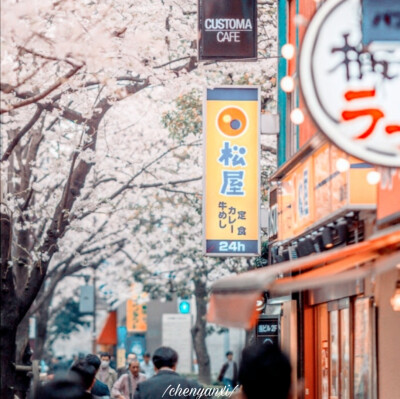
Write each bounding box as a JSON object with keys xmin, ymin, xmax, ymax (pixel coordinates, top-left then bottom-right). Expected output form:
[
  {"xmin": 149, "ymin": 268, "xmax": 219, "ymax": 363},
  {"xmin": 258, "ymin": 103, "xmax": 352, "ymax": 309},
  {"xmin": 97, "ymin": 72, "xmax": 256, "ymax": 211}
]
[
  {"xmin": 203, "ymin": 87, "xmax": 260, "ymax": 256},
  {"xmin": 300, "ymin": 0, "xmax": 400, "ymax": 167}
]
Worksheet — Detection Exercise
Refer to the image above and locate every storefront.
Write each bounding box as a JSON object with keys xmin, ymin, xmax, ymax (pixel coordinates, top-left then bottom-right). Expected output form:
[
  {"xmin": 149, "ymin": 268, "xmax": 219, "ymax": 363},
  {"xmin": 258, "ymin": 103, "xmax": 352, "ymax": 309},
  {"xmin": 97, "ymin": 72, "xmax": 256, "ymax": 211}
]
[
  {"xmin": 208, "ymin": 226, "xmax": 400, "ymax": 399},
  {"xmin": 207, "ymin": 1, "xmax": 400, "ymax": 397}
]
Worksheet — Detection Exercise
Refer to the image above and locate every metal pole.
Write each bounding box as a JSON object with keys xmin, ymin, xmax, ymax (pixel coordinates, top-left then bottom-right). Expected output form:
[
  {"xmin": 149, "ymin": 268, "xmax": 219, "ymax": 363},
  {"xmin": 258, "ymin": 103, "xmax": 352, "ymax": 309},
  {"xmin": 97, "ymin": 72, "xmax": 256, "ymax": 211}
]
[{"xmin": 92, "ymin": 267, "xmax": 97, "ymax": 354}]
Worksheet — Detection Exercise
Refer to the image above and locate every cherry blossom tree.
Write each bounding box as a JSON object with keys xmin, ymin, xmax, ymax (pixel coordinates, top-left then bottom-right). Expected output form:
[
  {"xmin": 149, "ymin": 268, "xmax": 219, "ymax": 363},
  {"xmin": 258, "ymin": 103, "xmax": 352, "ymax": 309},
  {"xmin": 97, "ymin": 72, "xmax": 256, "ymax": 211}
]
[{"xmin": 1, "ymin": 0, "xmax": 277, "ymax": 397}]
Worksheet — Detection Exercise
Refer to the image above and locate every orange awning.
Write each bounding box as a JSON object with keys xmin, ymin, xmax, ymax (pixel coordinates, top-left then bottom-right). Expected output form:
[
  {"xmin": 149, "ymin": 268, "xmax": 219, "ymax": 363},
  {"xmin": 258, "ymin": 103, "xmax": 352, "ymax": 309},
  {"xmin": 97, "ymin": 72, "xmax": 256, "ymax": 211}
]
[
  {"xmin": 97, "ymin": 311, "xmax": 117, "ymax": 345},
  {"xmin": 207, "ymin": 226, "xmax": 400, "ymax": 329}
]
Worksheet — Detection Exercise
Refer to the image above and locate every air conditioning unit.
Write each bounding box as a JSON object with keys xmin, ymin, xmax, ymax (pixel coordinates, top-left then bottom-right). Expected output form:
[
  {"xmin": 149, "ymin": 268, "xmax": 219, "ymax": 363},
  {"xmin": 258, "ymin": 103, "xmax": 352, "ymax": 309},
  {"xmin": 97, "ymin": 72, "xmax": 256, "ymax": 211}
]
[{"xmin": 261, "ymin": 113, "xmax": 280, "ymax": 135}]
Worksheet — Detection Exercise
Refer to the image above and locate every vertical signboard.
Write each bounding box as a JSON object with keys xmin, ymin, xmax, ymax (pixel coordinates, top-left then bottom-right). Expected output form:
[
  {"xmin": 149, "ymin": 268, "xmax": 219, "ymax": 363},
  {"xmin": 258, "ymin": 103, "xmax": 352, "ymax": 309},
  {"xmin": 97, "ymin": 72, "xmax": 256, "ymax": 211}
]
[
  {"xmin": 79, "ymin": 285, "xmax": 94, "ymax": 314},
  {"xmin": 126, "ymin": 299, "xmax": 147, "ymax": 333},
  {"xmin": 293, "ymin": 158, "xmax": 314, "ymax": 236},
  {"xmin": 255, "ymin": 316, "xmax": 280, "ymax": 346},
  {"xmin": 268, "ymin": 188, "xmax": 278, "ymax": 240},
  {"xmin": 198, "ymin": 0, "xmax": 257, "ymax": 61},
  {"xmin": 116, "ymin": 326, "xmax": 127, "ymax": 368},
  {"xmin": 203, "ymin": 87, "xmax": 260, "ymax": 256},
  {"xmin": 278, "ymin": 176, "xmax": 295, "ymax": 241}
]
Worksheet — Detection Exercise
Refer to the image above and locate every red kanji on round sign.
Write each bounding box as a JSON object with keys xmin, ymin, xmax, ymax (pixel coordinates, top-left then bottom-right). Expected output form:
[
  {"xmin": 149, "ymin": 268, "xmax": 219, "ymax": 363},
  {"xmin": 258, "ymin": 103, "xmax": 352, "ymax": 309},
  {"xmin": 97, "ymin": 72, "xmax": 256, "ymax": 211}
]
[{"xmin": 299, "ymin": 0, "xmax": 400, "ymax": 167}]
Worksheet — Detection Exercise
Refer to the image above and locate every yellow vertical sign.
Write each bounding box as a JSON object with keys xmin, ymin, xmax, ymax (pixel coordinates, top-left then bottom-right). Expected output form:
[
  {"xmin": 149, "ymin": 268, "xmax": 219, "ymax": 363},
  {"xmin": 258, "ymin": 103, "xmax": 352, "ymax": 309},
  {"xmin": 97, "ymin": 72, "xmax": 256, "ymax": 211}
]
[
  {"xmin": 203, "ymin": 87, "xmax": 260, "ymax": 256},
  {"xmin": 126, "ymin": 299, "xmax": 147, "ymax": 333}
]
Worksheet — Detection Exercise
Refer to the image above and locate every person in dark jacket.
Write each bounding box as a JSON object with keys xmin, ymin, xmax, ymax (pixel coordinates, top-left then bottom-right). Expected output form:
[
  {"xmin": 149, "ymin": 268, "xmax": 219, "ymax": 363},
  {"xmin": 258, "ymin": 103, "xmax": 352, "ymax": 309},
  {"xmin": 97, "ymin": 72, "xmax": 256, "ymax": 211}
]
[
  {"xmin": 218, "ymin": 351, "xmax": 238, "ymax": 390},
  {"xmin": 237, "ymin": 343, "xmax": 292, "ymax": 399},
  {"xmin": 134, "ymin": 346, "xmax": 203, "ymax": 399},
  {"xmin": 85, "ymin": 354, "xmax": 110, "ymax": 398},
  {"xmin": 70, "ymin": 359, "xmax": 101, "ymax": 399}
]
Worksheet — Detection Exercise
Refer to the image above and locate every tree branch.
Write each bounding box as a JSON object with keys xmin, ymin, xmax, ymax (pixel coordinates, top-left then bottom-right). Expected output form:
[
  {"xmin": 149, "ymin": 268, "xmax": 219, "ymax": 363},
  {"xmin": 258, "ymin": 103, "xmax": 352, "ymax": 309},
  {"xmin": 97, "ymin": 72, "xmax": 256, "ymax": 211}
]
[
  {"xmin": 1, "ymin": 106, "xmax": 43, "ymax": 162},
  {"xmin": 137, "ymin": 176, "xmax": 202, "ymax": 189},
  {"xmin": 1, "ymin": 64, "xmax": 84, "ymax": 114},
  {"xmin": 261, "ymin": 144, "xmax": 277, "ymax": 155}
]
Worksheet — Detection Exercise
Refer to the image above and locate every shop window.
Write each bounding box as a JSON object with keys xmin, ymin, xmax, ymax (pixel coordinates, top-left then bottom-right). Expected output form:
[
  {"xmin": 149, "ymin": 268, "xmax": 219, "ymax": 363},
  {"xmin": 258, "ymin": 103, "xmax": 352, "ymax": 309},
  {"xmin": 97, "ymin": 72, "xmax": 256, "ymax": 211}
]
[
  {"xmin": 353, "ymin": 297, "xmax": 376, "ymax": 399},
  {"xmin": 316, "ymin": 298, "xmax": 376, "ymax": 399},
  {"xmin": 329, "ymin": 309, "xmax": 340, "ymax": 398},
  {"xmin": 339, "ymin": 307, "xmax": 351, "ymax": 399}
]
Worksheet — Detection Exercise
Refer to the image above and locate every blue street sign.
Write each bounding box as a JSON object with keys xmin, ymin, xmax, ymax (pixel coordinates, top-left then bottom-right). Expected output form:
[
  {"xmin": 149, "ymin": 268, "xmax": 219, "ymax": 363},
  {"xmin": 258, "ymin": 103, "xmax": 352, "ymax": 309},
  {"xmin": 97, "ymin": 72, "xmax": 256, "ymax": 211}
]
[{"xmin": 362, "ymin": 0, "xmax": 400, "ymax": 44}]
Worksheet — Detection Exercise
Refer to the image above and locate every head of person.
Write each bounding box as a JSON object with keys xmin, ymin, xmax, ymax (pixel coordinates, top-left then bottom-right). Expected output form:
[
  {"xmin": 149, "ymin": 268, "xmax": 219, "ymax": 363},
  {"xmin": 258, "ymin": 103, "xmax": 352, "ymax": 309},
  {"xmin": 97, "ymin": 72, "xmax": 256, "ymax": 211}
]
[
  {"xmin": 85, "ymin": 354, "xmax": 101, "ymax": 373},
  {"xmin": 152, "ymin": 346, "xmax": 178, "ymax": 371},
  {"xmin": 129, "ymin": 360, "xmax": 140, "ymax": 377},
  {"xmin": 226, "ymin": 351, "xmax": 233, "ymax": 361},
  {"xmin": 34, "ymin": 376, "xmax": 87, "ymax": 399},
  {"xmin": 99, "ymin": 352, "xmax": 111, "ymax": 369},
  {"xmin": 69, "ymin": 360, "xmax": 97, "ymax": 391},
  {"xmin": 126, "ymin": 353, "xmax": 137, "ymax": 364},
  {"xmin": 143, "ymin": 353, "xmax": 151, "ymax": 364},
  {"xmin": 238, "ymin": 344, "xmax": 291, "ymax": 399}
]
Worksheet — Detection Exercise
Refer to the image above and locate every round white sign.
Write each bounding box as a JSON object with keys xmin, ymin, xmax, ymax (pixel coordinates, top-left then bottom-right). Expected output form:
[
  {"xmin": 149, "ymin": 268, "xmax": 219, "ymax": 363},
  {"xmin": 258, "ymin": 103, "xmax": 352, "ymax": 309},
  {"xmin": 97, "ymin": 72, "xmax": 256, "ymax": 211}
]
[{"xmin": 300, "ymin": 0, "xmax": 400, "ymax": 167}]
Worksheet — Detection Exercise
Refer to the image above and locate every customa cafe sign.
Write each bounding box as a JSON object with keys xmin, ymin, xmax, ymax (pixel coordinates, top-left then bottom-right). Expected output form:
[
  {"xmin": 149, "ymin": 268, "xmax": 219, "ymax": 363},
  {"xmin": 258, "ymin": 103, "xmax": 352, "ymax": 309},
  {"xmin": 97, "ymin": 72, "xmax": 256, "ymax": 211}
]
[
  {"xmin": 300, "ymin": 0, "xmax": 400, "ymax": 167},
  {"xmin": 203, "ymin": 87, "xmax": 260, "ymax": 256},
  {"xmin": 198, "ymin": 0, "xmax": 257, "ymax": 61}
]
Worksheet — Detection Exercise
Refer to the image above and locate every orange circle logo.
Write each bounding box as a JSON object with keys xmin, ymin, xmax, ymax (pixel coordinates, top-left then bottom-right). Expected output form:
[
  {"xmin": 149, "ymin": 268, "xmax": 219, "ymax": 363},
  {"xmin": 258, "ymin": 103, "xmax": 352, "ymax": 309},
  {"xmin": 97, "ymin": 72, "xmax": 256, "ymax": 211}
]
[{"xmin": 216, "ymin": 106, "xmax": 248, "ymax": 137}]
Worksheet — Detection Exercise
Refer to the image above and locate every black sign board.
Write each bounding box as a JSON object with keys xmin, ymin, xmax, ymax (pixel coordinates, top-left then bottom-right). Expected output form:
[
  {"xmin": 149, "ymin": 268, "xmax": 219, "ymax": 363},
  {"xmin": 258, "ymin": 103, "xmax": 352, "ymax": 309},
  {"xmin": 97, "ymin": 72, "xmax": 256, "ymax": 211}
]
[
  {"xmin": 198, "ymin": 0, "xmax": 257, "ymax": 61},
  {"xmin": 256, "ymin": 316, "xmax": 280, "ymax": 346}
]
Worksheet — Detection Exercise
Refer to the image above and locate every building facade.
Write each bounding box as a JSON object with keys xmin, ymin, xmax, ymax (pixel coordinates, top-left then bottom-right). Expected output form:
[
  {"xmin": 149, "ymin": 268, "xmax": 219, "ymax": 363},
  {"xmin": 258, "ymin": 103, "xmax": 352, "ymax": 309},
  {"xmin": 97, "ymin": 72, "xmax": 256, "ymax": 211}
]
[{"xmin": 208, "ymin": 1, "xmax": 400, "ymax": 399}]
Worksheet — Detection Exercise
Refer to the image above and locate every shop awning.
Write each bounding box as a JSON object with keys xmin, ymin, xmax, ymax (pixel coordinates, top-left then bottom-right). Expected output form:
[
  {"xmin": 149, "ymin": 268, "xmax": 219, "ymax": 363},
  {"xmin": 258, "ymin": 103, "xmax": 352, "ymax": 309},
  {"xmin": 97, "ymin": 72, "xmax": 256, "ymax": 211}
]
[
  {"xmin": 97, "ymin": 311, "xmax": 117, "ymax": 345},
  {"xmin": 207, "ymin": 226, "xmax": 400, "ymax": 329}
]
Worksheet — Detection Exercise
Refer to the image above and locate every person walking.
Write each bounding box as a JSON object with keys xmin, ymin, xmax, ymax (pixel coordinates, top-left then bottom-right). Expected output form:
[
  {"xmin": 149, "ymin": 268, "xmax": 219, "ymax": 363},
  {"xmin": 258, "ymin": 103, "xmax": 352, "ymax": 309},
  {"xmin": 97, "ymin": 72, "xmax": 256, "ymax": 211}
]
[
  {"xmin": 134, "ymin": 346, "xmax": 203, "ymax": 399},
  {"xmin": 112, "ymin": 360, "xmax": 146, "ymax": 399},
  {"xmin": 236, "ymin": 343, "xmax": 292, "ymax": 399},
  {"xmin": 117, "ymin": 353, "xmax": 138, "ymax": 378},
  {"xmin": 218, "ymin": 351, "xmax": 238, "ymax": 391},
  {"xmin": 139, "ymin": 353, "xmax": 154, "ymax": 379},
  {"xmin": 85, "ymin": 354, "xmax": 111, "ymax": 398},
  {"xmin": 96, "ymin": 353, "xmax": 117, "ymax": 393}
]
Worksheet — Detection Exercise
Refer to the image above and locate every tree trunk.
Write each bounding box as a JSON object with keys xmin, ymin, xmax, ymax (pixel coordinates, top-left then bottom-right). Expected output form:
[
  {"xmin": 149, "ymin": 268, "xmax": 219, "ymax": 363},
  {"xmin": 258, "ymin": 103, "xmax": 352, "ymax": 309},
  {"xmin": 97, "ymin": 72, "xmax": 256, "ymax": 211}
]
[
  {"xmin": 1, "ymin": 211, "xmax": 17, "ymax": 399},
  {"xmin": 191, "ymin": 279, "xmax": 211, "ymax": 385},
  {"xmin": 0, "ymin": 328, "xmax": 17, "ymax": 399},
  {"xmin": 14, "ymin": 316, "xmax": 31, "ymax": 399}
]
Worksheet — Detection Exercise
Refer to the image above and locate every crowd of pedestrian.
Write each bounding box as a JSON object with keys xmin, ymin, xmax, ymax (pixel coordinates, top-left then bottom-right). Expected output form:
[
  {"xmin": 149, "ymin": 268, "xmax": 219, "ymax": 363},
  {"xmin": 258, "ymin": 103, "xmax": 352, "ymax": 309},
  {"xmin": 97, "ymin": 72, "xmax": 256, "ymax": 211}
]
[{"xmin": 33, "ymin": 343, "xmax": 292, "ymax": 399}]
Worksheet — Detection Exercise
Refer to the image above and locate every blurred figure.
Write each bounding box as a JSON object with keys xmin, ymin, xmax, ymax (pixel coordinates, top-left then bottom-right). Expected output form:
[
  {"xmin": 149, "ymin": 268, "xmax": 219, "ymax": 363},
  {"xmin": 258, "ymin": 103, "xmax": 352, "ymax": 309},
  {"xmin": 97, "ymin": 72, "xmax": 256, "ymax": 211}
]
[
  {"xmin": 97, "ymin": 352, "xmax": 117, "ymax": 392},
  {"xmin": 85, "ymin": 354, "xmax": 111, "ymax": 398},
  {"xmin": 48, "ymin": 356, "xmax": 66, "ymax": 379},
  {"xmin": 117, "ymin": 353, "xmax": 138, "ymax": 377},
  {"xmin": 237, "ymin": 343, "xmax": 292, "ymax": 399},
  {"xmin": 112, "ymin": 360, "xmax": 146, "ymax": 399},
  {"xmin": 33, "ymin": 376, "xmax": 87, "ymax": 399},
  {"xmin": 218, "ymin": 351, "xmax": 238, "ymax": 390},
  {"xmin": 69, "ymin": 359, "xmax": 98, "ymax": 398},
  {"xmin": 139, "ymin": 353, "xmax": 154, "ymax": 379},
  {"xmin": 134, "ymin": 346, "xmax": 202, "ymax": 399}
]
